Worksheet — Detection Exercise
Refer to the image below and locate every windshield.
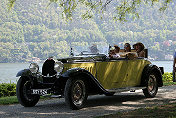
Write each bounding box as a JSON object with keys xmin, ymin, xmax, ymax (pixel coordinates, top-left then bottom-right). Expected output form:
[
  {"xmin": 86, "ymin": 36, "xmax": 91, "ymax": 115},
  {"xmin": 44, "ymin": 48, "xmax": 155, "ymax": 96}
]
[{"xmin": 70, "ymin": 43, "xmax": 109, "ymax": 56}]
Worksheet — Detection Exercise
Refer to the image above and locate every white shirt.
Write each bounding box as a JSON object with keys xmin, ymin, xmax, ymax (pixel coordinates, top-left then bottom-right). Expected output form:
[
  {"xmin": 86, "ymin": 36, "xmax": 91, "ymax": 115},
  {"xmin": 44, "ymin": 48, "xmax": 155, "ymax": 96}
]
[{"xmin": 112, "ymin": 53, "xmax": 120, "ymax": 58}]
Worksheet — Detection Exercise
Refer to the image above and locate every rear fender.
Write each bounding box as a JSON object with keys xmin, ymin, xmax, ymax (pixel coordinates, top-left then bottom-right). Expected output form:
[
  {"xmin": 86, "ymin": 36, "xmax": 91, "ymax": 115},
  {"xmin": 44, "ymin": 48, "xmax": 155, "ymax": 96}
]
[{"xmin": 141, "ymin": 64, "xmax": 163, "ymax": 87}]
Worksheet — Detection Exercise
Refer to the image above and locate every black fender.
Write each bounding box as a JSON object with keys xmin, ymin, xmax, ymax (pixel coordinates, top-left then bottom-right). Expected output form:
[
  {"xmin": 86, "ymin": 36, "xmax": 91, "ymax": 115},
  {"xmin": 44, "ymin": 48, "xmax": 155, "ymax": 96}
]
[
  {"xmin": 141, "ymin": 64, "xmax": 163, "ymax": 87},
  {"xmin": 16, "ymin": 69, "xmax": 32, "ymax": 77},
  {"xmin": 16, "ymin": 69, "xmax": 39, "ymax": 88},
  {"xmin": 61, "ymin": 68, "xmax": 111, "ymax": 94}
]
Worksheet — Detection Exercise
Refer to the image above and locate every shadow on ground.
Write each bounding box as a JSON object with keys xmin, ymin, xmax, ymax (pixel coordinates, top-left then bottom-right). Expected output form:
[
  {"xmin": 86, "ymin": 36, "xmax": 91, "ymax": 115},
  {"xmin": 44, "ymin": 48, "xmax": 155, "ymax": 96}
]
[{"xmin": 0, "ymin": 88, "xmax": 176, "ymax": 118}]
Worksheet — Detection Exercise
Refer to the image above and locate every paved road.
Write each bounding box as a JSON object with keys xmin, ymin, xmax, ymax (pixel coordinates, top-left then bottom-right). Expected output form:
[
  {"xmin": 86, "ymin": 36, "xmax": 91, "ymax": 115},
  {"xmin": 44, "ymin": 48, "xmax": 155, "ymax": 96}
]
[{"xmin": 0, "ymin": 86, "xmax": 176, "ymax": 118}]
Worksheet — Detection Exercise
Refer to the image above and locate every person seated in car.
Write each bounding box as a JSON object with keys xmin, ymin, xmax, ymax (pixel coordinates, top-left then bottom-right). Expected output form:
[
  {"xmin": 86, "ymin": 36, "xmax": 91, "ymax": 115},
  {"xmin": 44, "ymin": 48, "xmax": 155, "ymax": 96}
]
[
  {"xmin": 109, "ymin": 45, "xmax": 120, "ymax": 58},
  {"xmin": 114, "ymin": 45, "xmax": 120, "ymax": 53},
  {"xmin": 135, "ymin": 42, "xmax": 145, "ymax": 57},
  {"xmin": 89, "ymin": 44, "xmax": 99, "ymax": 53},
  {"xmin": 120, "ymin": 43, "xmax": 138, "ymax": 59},
  {"xmin": 133, "ymin": 43, "xmax": 138, "ymax": 51},
  {"xmin": 109, "ymin": 47, "xmax": 115, "ymax": 58},
  {"xmin": 113, "ymin": 45, "xmax": 120, "ymax": 58},
  {"xmin": 124, "ymin": 43, "xmax": 131, "ymax": 52}
]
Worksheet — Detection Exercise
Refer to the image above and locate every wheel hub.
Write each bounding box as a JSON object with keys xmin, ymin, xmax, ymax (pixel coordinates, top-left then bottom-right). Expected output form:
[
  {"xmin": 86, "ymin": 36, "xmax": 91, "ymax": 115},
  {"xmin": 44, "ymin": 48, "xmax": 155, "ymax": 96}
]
[
  {"xmin": 23, "ymin": 81, "xmax": 36, "ymax": 101},
  {"xmin": 73, "ymin": 84, "xmax": 83, "ymax": 101},
  {"xmin": 72, "ymin": 80, "xmax": 85, "ymax": 105},
  {"xmin": 148, "ymin": 75, "xmax": 156, "ymax": 93}
]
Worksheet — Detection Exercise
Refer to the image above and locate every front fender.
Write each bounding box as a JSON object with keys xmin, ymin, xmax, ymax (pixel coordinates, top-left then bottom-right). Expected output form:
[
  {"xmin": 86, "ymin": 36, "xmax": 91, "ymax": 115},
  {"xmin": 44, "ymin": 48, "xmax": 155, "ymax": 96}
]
[
  {"xmin": 61, "ymin": 68, "xmax": 87, "ymax": 78},
  {"xmin": 61, "ymin": 68, "xmax": 112, "ymax": 95},
  {"xmin": 16, "ymin": 69, "xmax": 32, "ymax": 77}
]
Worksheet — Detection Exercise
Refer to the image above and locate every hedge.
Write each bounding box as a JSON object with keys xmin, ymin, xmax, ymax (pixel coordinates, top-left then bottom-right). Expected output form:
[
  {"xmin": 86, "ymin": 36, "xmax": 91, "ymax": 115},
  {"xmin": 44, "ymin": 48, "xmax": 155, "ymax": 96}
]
[
  {"xmin": 0, "ymin": 83, "xmax": 16, "ymax": 97},
  {"xmin": 162, "ymin": 72, "xmax": 173, "ymax": 82}
]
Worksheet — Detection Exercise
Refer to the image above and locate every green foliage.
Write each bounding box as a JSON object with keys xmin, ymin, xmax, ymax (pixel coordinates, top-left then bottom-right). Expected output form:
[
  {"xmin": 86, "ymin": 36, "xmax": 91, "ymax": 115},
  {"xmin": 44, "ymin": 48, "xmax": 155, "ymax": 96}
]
[
  {"xmin": 0, "ymin": 83, "xmax": 16, "ymax": 97},
  {"xmin": 7, "ymin": 0, "xmax": 173, "ymax": 22},
  {"xmin": 0, "ymin": 0, "xmax": 175, "ymax": 62},
  {"xmin": 7, "ymin": 0, "xmax": 16, "ymax": 11},
  {"xmin": 162, "ymin": 72, "xmax": 173, "ymax": 82}
]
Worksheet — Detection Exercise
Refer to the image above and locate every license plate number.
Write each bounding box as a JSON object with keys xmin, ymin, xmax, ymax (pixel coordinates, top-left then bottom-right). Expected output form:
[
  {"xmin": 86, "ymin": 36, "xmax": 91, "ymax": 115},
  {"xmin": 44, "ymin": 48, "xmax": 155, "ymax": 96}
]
[{"xmin": 32, "ymin": 89, "xmax": 48, "ymax": 95}]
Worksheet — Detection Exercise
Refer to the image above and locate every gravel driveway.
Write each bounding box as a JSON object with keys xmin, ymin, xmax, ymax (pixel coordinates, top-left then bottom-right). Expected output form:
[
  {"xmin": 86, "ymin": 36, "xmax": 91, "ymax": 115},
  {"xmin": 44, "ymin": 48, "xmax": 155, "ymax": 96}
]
[{"xmin": 0, "ymin": 85, "xmax": 176, "ymax": 118}]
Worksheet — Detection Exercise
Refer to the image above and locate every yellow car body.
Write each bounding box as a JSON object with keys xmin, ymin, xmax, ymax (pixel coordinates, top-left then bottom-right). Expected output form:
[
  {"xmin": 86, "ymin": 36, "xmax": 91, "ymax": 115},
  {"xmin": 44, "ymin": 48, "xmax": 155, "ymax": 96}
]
[{"xmin": 63, "ymin": 58, "xmax": 151, "ymax": 90}]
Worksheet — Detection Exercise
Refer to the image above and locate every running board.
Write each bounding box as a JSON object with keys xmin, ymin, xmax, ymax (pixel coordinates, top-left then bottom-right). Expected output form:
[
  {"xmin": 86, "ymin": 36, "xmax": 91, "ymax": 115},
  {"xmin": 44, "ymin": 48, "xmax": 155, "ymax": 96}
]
[{"xmin": 106, "ymin": 87, "xmax": 146, "ymax": 93}]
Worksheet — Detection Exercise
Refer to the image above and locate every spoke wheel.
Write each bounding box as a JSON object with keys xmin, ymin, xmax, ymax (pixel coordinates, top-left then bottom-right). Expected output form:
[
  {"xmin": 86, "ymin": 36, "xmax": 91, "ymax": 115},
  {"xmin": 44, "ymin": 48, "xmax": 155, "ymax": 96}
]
[
  {"xmin": 72, "ymin": 80, "xmax": 86, "ymax": 106},
  {"xmin": 143, "ymin": 73, "xmax": 158, "ymax": 98},
  {"xmin": 16, "ymin": 77, "xmax": 40, "ymax": 107},
  {"xmin": 64, "ymin": 77, "xmax": 88, "ymax": 110}
]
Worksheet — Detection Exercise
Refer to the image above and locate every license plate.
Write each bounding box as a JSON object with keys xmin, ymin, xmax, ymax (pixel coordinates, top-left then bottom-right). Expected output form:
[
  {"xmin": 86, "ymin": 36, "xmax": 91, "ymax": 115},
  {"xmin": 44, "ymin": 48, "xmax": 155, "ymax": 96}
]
[{"xmin": 32, "ymin": 89, "xmax": 49, "ymax": 95}]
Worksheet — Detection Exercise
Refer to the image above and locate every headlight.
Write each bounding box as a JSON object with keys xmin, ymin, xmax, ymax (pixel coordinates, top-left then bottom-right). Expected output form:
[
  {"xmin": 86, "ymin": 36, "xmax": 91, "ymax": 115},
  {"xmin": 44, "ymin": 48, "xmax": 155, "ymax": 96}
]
[
  {"xmin": 29, "ymin": 63, "xmax": 39, "ymax": 73},
  {"xmin": 54, "ymin": 61, "xmax": 64, "ymax": 74}
]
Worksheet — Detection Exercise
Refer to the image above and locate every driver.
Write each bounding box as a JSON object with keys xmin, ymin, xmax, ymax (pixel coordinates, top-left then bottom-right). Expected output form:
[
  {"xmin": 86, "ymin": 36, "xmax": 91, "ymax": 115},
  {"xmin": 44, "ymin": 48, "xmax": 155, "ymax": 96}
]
[{"xmin": 89, "ymin": 44, "xmax": 99, "ymax": 53}]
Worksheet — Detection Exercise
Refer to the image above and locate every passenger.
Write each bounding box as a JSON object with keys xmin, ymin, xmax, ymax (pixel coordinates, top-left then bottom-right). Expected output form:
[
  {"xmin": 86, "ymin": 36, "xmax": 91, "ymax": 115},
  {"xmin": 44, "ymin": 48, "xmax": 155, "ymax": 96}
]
[
  {"xmin": 109, "ymin": 45, "xmax": 120, "ymax": 58},
  {"xmin": 136, "ymin": 42, "xmax": 145, "ymax": 57},
  {"xmin": 114, "ymin": 45, "xmax": 120, "ymax": 53},
  {"xmin": 114, "ymin": 45, "xmax": 120, "ymax": 58},
  {"xmin": 124, "ymin": 43, "xmax": 131, "ymax": 52},
  {"xmin": 133, "ymin": 43, "xmax": 137, "ymax": 51},
  {"xmin": 109, "ymin": 47, "xmax": 115, "ymax": 58}
]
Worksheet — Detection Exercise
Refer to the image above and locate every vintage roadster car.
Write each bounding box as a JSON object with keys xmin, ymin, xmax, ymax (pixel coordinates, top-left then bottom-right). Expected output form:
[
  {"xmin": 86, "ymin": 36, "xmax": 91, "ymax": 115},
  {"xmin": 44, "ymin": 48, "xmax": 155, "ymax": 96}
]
[{"xmin": 16, "ymin": 48, "xmax": 164, "ymax": 110}]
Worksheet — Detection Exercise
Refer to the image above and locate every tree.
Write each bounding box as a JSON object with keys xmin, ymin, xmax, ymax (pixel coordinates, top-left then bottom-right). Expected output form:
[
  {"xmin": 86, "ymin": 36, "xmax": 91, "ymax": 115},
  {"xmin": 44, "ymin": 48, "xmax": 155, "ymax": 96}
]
[{"xmin": 8, "ymin": 0, "xmax": 173, "ymax": 22}]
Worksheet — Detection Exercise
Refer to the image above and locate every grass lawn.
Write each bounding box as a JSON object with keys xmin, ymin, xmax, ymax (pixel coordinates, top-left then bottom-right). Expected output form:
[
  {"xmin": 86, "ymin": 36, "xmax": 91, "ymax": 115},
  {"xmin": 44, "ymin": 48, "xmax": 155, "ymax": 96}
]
[
  {"xmin": 0, "ymin": 96, "xmax": 18, "ymax": 105},
  {"xmin": 0, "ymin": 96, "xmax": 52, "ymax": 105},
  {"xmin": 163, "ymin": 81, "xmax": 176, "ymax": 86}
]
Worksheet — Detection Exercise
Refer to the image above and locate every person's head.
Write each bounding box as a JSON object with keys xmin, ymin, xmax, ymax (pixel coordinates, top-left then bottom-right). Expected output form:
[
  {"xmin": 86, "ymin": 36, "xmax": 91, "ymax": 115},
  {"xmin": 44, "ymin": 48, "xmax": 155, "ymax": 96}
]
[
  {"xmin": 109, "ymin": 47, "xmax": 115, "ymax": 57},
  {"xmin": 135, "ymin": 42, "xmax": 144, "ymax": 52},
  {"xmin": 114, "ymin": 45, "xmax": 120, "ymax": 53},
  {"xmin": 133, "ymin": 44, "xmax": 137, "ymax": 51},
  {"xmin": 124, "ymin": 43, "xmax": 131, "ymax": 52},
  {"xmin": 110, "ymin": 50, "xmax": 115, "ymax": 55},
  {"xmin": 89, "ymin": 44, "xmax": 98, "ymax": 53}
]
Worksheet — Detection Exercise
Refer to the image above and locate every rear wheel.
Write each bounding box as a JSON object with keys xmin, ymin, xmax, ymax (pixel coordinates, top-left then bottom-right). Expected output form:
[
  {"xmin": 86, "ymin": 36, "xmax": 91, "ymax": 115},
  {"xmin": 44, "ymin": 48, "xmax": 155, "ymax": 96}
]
[
  {"xmin": 64, "ymin": 77, "xmax": 88, "ymax": 110},
  {"xmin": 16, "ymin": 77, "xmax": 40, "ymax": 107},
  {"xmin": 143, "ymin": 73, "xmax": 158, "ymax": 98}
]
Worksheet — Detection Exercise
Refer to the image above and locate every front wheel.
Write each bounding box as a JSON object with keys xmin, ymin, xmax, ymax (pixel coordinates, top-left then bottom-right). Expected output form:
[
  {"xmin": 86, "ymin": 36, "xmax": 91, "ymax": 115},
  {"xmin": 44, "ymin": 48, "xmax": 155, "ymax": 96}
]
[
  {"xmin": 16, "ymin": 77, "xmax": 40, "ymax": 107},
  {"xmin": 143, "ymin": 73, "xmax": 158, "ymax": 98},
  {"xmin": 64, "ymin": 77, "xmax": 88, "ymax": 110}
]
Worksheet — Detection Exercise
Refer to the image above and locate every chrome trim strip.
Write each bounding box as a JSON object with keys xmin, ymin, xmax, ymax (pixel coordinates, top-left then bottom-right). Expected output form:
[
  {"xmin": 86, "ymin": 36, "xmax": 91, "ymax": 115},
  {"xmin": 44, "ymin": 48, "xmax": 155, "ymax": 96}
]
[{"xmin": 106, "ymin": 87, "xmax": 146, "ymax": 92}]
